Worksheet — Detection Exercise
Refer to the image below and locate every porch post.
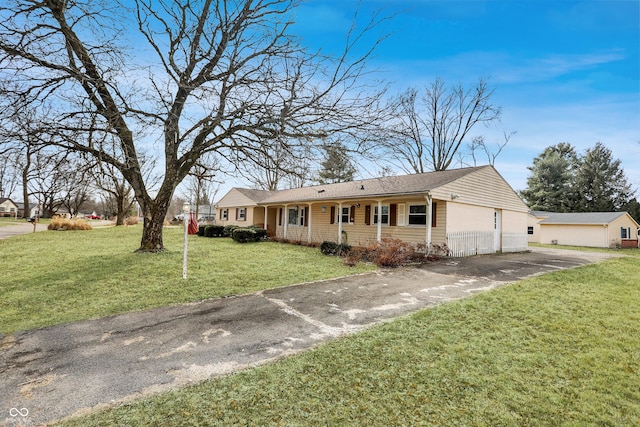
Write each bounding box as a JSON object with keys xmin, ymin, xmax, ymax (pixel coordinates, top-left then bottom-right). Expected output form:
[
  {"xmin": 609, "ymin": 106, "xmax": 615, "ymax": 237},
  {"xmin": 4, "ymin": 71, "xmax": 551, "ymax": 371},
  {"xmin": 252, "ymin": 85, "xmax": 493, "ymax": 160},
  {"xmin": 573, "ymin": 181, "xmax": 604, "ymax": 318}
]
[
  {"xmin": 307, "ymin": 203, "xmax": 313, "ymax": 243},
  {"xmin": 377, "ymin": 200, "xmax": 382, "ymax": 242},
  {"xmin": 264, "ymin": 205, "xmax": 268, "ymax": 233},
  {"xmin": 338, "ymin": 202, "xmax": 343, "ymax": 244},
  {"xmin": 283, "ymin": 204, "xmax": 288, "ymax": 240},
  {"xmin": 425, "ymin": 193, "xmax": 432, "ymax": 253}
]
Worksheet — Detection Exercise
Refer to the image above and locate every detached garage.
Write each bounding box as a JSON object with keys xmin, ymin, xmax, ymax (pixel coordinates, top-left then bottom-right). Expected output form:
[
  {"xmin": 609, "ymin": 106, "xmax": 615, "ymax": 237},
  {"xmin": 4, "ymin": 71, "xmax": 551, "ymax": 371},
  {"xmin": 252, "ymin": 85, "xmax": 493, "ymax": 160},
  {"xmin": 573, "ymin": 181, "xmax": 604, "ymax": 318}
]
[{"xmin": 529, "ymin": 211, "xmax": 640, "ymax": 248}]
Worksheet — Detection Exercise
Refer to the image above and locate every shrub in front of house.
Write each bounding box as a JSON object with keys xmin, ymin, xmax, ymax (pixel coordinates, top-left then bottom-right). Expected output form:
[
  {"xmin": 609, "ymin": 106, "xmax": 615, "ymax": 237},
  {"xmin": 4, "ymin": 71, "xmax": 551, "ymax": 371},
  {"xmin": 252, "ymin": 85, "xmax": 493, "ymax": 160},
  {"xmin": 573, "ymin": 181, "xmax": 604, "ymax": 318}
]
[
  {"xmin": 248, "ymin": 225, "xmax": 268, "ymax": 240},
  {"xmin": 231, "ymin": 226, "xmax": 267, "ymax": 243},
  {"xmin": 341, "ymin": 238, "xmax": 450, "ymax": 268},
  {"xmin": 223, "ymin": 225, "xmax": 239, "ymax": 237},
  {"xmin": 197, "ymin": 225, "xmax": 207, "ymax": 237},
  {"xmin": 204, "ymin": 225, "xmax": 225, "ymax": 237},
  {"xmin": 320, "ymin": 241, "xmax": 351, "ymax": 256}
]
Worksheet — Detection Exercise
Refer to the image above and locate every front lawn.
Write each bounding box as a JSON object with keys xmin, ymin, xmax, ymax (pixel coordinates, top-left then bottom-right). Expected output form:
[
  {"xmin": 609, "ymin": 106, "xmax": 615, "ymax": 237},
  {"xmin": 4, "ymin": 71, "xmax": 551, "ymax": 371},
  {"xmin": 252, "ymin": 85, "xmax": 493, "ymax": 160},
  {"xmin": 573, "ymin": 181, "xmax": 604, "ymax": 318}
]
[
  {"xmin": 57, "ymin": 256, "xmax": 640, "ymax": 426},
  {"xmin": 0, "ymin": 226, "xmax": 374, "ymax": 334}
]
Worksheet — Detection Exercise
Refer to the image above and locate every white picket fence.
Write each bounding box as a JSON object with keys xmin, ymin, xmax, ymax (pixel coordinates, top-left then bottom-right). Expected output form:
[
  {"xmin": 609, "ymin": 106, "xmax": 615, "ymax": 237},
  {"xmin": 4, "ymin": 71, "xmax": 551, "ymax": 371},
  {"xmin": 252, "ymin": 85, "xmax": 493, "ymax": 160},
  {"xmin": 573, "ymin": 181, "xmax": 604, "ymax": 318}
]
[
  {"xmin": 446, "ymin": 231, "xmax": 528, "ymax": 257},
  {"xmin": 446, "ymin": 231, "xmax": 494, "ymax": 257},
  {"xmin": 502, "ymin": 233, "xmax": 529, "ymax": 253}
]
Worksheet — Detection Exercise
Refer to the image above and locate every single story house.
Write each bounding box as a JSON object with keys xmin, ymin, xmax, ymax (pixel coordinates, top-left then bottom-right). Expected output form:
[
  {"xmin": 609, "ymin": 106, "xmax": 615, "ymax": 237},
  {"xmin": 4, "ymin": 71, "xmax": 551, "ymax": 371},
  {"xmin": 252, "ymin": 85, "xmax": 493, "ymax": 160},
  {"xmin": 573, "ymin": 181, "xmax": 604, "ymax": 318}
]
[
  {"xmin": 16, "ymin": 202, "xmax": 40, "ymax": 219},
  {"xmin": 215, "ymin": 165, "xmax": 529, "ymax": 256},
  {"xmin": 527, "ymin": 211, "xmax": 640, "ymax": 248},
  {"xmin": 0, "ymin": 198, "xmax": 18, "ymax": 217}
]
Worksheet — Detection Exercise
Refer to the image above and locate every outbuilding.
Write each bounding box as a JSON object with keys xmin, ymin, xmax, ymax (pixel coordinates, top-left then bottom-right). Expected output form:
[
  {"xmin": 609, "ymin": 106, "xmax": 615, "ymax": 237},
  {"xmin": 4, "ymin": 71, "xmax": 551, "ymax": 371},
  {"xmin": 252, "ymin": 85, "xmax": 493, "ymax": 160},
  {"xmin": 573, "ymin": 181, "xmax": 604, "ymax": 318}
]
[{"xmin": 528, "ymin": 211, "xmax": 640, "ymax": 248}]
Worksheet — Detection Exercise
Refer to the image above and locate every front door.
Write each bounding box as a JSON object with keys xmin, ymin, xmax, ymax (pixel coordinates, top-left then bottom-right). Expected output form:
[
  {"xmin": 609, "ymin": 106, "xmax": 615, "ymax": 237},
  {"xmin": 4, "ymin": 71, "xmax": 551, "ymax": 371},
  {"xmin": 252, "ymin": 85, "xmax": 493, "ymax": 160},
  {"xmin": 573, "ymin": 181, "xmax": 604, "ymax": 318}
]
[{"xmin": 494, "ymin": 209, "xmax": 502, "ymax": 252}]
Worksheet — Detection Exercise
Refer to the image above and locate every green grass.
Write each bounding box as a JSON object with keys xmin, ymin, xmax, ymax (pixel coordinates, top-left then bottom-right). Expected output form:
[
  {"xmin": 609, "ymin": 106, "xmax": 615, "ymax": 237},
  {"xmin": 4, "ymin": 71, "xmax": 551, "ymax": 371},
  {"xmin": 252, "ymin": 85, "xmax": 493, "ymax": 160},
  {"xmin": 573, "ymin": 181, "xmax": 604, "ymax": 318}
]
[
  {"xmin": 56, "ymin": 256, "xmax": 640, "ymax": 426},
  {"xmin": 0, "ymin": 226, "xmax": 374, "ymax": 333},
  {"xmin": 529, "ymin": 241, "xmax": 640, "ymax": 257}
]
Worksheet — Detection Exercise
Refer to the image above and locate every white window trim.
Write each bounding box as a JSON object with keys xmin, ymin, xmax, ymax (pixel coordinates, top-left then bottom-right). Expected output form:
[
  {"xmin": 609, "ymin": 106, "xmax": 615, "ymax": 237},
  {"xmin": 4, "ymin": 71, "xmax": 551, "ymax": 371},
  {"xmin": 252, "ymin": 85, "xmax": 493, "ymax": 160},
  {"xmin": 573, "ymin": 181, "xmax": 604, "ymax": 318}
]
[
  {"xmin": 340, "ymin": 206, "xmax": 353, "ymax": 225},
  {"xmin": 237, "ymin": 208, "xmax": 247, "ymax": 221},
  {"xmin": 288, "ymin": 206, "xmax": 306, "ymax": 226},
  {"xmin": 372, "ymin": 204, "xmax": 390, "ymax": 226},
  {"xmin": 407, "ymin": 203, "xmax": 427, "ymax": 227}
]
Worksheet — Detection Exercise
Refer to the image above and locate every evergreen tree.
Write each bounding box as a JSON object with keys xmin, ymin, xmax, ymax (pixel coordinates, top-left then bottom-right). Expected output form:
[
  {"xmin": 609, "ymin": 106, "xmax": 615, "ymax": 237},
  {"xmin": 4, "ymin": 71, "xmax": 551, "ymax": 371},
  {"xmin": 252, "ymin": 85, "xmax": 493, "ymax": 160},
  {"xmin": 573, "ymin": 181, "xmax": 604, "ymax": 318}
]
[
  {"xmin": 520, "ymin": 143, "xmax": 578, "ymax": 212},
  {"xmin": 623, "ymin": 198, "xmax": 640, "ymax": 223},
  {"xmin": 574, "ymin": 142, "xmax": 633, "ymax": 212},
  {"xmin": 317, "ymin": 142, "xmax": 357, "ymax": 184}
]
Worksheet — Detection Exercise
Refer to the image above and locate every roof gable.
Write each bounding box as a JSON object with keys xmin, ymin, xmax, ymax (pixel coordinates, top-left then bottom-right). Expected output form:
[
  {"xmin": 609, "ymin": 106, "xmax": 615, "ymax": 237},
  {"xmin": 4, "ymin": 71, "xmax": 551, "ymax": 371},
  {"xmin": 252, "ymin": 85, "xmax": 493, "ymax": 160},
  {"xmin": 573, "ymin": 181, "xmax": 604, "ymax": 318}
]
[{"xmin": 216, "ymin": 187, "xmax": 272, "ymax": 208}]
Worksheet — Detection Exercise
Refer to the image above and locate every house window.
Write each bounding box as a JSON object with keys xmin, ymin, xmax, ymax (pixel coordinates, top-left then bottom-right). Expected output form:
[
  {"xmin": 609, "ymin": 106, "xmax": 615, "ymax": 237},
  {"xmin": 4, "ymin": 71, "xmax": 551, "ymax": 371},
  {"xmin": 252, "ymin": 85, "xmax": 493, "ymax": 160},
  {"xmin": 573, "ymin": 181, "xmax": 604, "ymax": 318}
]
[
  {"xmin": 341, "ymin": 207, "xmax": 350, "ymax": 224},
  {"xmin": 621, "ymin": 227, "xmax": 630, "ymax": 239},
  {"xmin": 288, "ymin": 207, "xmax": 306, "ymax": 226},
  {"xmin": 407, "ymin": 204, "xmax": 427, "ymax": 225},
  {"xmin": 528, "ymin": 226, "xmax": 534, "ymax": 235},
  {"xmin": 221, "ymin": 209, "xmax": 229, "ymax": 220},
  {"xmin": 237, "ymin": 208, "xmax": 246, "ymax": 221},
  {"xmin": 0, "ymin": 207, "xmax": 4, "ymax": 212},
  {"xmin": 373, "ymin": 205, "xmax": 389, "ymax": 225}
]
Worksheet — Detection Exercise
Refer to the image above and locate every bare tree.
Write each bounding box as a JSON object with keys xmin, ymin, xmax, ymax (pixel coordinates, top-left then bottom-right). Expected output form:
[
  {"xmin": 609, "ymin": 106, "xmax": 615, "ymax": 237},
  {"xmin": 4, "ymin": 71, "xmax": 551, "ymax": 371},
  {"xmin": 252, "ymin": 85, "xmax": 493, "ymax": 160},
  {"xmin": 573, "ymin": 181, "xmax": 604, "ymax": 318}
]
[
  {"xmin": 184, "ymin": 153, "xmax": 221, "ymax": 220},
  {"xmin": 92, "ymin": 160, "xmax": 136, "ymax": 225},
  {"xmin": 382, "ymin": 78, "xmax": 501, "ymax": 173},
  {"xmin": 469, "ymin": 131, "xmax": 515, "ymax": 166},
  {"xmin": 239, "ymin": 139, "xmax": 314, "ymax": 190},
  {"xmin": 0, "ymin": 0, "xmax": 386, "ymax": 251}
]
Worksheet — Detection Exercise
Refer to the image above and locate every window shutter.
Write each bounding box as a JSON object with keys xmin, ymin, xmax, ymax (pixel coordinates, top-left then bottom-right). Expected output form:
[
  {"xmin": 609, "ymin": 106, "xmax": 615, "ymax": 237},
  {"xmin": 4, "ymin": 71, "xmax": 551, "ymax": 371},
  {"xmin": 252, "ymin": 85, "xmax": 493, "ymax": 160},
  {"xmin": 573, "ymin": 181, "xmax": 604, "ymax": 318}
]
[
  {"xmin": 390, "ymin": 204, "xmax": 397, "ymax": 226},
  {"xmin": 330, "ymin": 206, "xmax": 335, "ymax": 224},
  {"xmin": 350, "ymin": 206, "xmax": 355, "ymax": 223},
  {"xmin": 365, "ymin": 205, "xmax": 371, "ymax": 225},
  {"xmin": 304, "ymin": 207, "xmax": 309, "ymax": 226},
  {"xmin": 235, "ymin": 208, "xmax": 238, "ymax": 220},
  {"xmin": 278, "ymin": 208, "xmax": 282, "ymax": 226},
  {"xmin": 431, "ymin": 202, "xmax": 437, "ymax": 227},
  {"xmin": 397, "ymin": 203, "xmax": 406, "ymax": 226}
]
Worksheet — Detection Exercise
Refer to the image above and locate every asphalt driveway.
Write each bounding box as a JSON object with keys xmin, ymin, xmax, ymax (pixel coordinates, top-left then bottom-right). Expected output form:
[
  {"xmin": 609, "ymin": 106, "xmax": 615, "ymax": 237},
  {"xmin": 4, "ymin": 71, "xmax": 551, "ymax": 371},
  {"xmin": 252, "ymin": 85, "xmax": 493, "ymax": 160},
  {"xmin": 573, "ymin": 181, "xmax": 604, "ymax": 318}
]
[{"xmin": 0, "ymin": 247, "xmax": 618, "ymax": 426}]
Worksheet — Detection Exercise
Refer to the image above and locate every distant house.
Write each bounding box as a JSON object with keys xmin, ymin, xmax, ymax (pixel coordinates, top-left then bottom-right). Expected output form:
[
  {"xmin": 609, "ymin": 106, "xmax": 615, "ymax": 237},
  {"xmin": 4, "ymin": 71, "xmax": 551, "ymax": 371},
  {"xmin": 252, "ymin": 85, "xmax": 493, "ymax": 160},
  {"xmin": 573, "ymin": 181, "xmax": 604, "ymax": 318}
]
[
  {"xmin": 215, "ymin": 166, "xmax": 529, "ymax": 256},
  {"xmin": 0, "ymin": 198, "xmax": 18, "ymax": 217},
  {"xmin": 528, "ymin": 211, "xmax": 640, "ymax": 248},
  {"xmin": 16, "ymin": 202, "xmax": 40, "ymax": 219}
]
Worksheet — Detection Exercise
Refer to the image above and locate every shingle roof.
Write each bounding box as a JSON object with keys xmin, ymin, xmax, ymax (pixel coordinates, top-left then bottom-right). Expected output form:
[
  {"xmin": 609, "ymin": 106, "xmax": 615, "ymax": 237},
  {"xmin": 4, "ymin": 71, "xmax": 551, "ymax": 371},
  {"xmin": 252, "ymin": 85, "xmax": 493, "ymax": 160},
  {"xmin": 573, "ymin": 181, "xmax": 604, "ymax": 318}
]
[
  {"xmin": 539, "ymin": 212, "xmax": 629, "ymax": 225},
  {"xmin": 259, "ymin": 166, "xmax": 489, "ymax": 204},
  {"xmin": 234, "ymin": 188, "xmax": 272, "ymax": 202}
]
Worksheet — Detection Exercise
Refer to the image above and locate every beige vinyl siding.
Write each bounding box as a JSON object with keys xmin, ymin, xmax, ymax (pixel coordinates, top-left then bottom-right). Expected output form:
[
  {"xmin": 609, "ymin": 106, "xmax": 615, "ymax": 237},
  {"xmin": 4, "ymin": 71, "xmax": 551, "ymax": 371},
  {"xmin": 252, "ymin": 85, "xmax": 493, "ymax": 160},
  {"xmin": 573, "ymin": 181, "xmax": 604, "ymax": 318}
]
[
  {"xmin": 431, "ymin": 167, "xmax": 528, "ymax": 213},
  {"xmin": 540, "ymin": 224, "xmax": 607, "ymax": 247},
  {"xmin": 607, "ymin": 214, "xmax": 639, "ymax": 246},
  {"xmin": 445, "ymin": 203, "xmax": 494, "ymax": 233},
  {"xmin": 527, "ymin": 214, "xmax": 545, "ymax": 243},
  {"xmin": 502, "ymin": 209, "xmax": 527, "ymax": 234}
]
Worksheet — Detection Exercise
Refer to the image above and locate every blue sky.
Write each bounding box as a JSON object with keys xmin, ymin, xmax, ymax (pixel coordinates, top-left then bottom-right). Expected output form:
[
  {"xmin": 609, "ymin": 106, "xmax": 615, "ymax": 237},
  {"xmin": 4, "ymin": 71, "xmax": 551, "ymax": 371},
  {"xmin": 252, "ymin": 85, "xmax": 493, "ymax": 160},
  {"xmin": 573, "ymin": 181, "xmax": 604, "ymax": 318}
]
[{"xmin": 284, "ymin": 0, "xmax": 640, "ymax": 193}]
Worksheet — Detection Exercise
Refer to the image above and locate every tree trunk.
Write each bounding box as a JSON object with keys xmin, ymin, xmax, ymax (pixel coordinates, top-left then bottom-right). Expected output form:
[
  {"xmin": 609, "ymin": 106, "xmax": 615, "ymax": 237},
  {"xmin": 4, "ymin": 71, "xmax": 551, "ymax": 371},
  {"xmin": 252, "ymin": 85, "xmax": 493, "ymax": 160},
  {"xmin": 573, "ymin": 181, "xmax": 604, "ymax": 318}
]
[
  {"xmin": 136, "ymin": 189, "xmax": 173, "ymax": 252},
  {"xmin": 115, "ymin": 195, "xmax": 126, "ymax": 226}
]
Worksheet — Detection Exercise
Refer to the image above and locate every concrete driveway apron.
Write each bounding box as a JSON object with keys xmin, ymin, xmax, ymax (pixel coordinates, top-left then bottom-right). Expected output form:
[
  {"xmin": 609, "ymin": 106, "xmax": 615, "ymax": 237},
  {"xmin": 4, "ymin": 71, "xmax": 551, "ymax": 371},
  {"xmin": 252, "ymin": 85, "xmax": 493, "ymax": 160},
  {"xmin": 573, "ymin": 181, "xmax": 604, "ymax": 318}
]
[{"xmin": 0, "ymin": 247, "xmax": 616, "ymax": 426}]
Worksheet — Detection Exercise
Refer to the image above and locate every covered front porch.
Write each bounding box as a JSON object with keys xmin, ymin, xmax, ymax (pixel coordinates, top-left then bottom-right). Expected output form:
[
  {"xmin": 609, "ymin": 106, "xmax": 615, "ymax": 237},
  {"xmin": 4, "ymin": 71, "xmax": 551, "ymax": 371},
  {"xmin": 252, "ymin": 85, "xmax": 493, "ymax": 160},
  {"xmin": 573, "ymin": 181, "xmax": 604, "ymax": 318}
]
[{"xmin": 260, "ymin": 195, "xmax": 441, "ymax": 248}]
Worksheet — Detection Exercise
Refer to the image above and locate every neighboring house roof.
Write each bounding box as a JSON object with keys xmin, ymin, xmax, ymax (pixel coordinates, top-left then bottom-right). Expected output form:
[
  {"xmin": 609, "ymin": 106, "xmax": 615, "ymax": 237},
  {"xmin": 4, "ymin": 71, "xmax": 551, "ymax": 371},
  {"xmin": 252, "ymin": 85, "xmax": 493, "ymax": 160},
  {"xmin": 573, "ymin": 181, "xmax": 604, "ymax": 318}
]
[
  {"xmin": 539, "ymin": 212, "xmax": 635, "ymax": 226},
  {"xmin": 259, "ymin": 166, "xmax": 490, "ymax": 204},
  {"xmin": 0, "ymin": 197, "xmax": 17, "ymax": 206}
]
